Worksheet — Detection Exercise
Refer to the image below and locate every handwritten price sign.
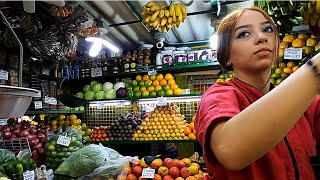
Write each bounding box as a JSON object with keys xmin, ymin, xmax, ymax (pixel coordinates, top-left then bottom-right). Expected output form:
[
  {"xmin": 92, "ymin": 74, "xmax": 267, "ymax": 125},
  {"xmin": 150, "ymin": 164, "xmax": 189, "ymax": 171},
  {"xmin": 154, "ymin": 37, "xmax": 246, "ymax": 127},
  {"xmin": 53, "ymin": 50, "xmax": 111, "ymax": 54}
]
[
  {"xmin": 57, "ymin": 136, "xmax": 71, "ymax": 146},
  {"xmin": 23, "ymin": 170, "xmax": 35, "ymax": 180},
  {"xmin": 284, "ymin": 48, "xmax": 302, "ymax": 60},
  {"xmin": 91, "ymin": 67, "xmax": 102, "ymax": 77},
  {"xmin": 141, "ymin": 168, "xmax": 155, "ymax": 178}
]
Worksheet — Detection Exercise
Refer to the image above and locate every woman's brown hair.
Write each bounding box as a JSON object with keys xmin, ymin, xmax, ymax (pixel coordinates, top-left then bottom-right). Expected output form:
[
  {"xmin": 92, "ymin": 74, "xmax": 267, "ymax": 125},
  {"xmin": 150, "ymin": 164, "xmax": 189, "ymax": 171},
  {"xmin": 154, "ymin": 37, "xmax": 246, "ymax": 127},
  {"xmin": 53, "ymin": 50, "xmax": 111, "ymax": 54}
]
[{"xmin": 216, "ymin": 6, "xmax": 279, "ymax": 71}]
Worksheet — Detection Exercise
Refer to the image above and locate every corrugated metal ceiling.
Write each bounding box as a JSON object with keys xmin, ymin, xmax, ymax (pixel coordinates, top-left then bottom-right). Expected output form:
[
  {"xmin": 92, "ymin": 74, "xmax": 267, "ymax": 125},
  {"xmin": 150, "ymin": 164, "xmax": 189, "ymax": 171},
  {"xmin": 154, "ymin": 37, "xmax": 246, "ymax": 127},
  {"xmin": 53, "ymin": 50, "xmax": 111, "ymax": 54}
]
[{"xmin": 79, "ymin": 0, "xmax": 254, "ymax": 51}]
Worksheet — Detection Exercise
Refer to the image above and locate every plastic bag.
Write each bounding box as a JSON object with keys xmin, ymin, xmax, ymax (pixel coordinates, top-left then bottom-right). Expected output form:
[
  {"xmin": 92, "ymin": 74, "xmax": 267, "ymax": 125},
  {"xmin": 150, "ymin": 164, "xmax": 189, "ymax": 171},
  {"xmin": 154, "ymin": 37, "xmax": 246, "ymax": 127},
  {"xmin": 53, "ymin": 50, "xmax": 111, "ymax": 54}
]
[
  {"xmin": 55, "ymin": 144, "xmax": 132, "ymax": 178},
  {"xmin": 0, "ymin": 149, "xmax": 16, "ymax": 164},
  {"xmin": 77, "ymin": 154, "xmax": 138, "ymax": 180},
  {"xmin": 44, "ymin": 128, "xmax": 83, "ymax": 170},
  {"xmin": 16, "ymin": 149, "xmax": 31, "ymax": 160}
]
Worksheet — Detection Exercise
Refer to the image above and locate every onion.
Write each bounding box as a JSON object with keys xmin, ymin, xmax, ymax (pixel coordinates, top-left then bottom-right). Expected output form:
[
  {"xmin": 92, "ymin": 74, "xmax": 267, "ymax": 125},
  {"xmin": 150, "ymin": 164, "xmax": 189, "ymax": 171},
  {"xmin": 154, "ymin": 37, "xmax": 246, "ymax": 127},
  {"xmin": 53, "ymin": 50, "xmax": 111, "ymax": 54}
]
[
  {"xmin": 31, "ymin": 150, "xmax": 38, "ymax": 157},
  {"xmin": 9, "ymin": 126, "xmax": 13, "ymax": 131},
  {"xmin": 0, "ymin": 125, "xmax": 4, "ymax": 131},
  {"xmin": 33, "ymin": 143, "xmax": 42, "ymax": 150},
  {"xmin": 30, "ymin": 138, "xmax": 39, "ymax": 147},
  {"xmin": 29, "ymin": 128, "xmax": 37, "ymax": 135},
  {"xmin": 11, "ymin": 134, "xmax": 17, "ymax": 140},
  {"xmin": 37, "ymin": 147, "xmax": 44, "ymax": 154},
  {"xmin": 20, "ymin": 130, "xmax": 29, "ymax": 137},
  {"xmin": 12, "ymin": 129, "xmax": 20, "ymax": 135},
  {"xmin": 39, "ymin": 129, "xmax": 46, "ymax": 135},
  {"xmin": 14, "ymin": 124, "xmax": 21, "ymax": 130},
  {"xmin": 3, "ymin": 127, "xmax": 10, "ymax": 132},
  {"xmin": 3, "ymin": 131, "xmax": 11, "ymax": 139},
  {"xmin": 29, "ymin": 124, "xmax": 36, "ymax": 129},
  {"xmin": 27, "ymin": 134, "xmax": 35, "ymax": 141},
  {"xmin": 22, "ymin": 125, "xmax": 28, "ymax": 130}
]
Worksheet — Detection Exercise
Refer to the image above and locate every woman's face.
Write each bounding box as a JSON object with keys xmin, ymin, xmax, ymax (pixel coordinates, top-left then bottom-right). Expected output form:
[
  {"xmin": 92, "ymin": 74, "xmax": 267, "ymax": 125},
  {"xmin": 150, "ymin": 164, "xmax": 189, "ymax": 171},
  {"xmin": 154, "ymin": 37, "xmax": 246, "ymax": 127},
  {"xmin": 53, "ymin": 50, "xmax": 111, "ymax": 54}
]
[{"xmin": 229, "ymin": 10, "xmax": 276, "ymax": 73}]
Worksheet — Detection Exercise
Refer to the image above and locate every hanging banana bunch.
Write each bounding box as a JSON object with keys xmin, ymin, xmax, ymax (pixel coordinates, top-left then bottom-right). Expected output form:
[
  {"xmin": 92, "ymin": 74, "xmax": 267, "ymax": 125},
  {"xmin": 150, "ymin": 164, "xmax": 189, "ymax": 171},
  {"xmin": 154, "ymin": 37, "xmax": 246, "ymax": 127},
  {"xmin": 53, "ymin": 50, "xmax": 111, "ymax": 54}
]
[
  {"xmin": 255, "ymin": 1, "xmax": 304, "ymax": 37},
  {"xmin": 141, "ymin": 1, "xmax": 187, "ymax": 33},
  {"xmin": 300, "ymin": 1, "xmax": 320, "ymax": 38}
]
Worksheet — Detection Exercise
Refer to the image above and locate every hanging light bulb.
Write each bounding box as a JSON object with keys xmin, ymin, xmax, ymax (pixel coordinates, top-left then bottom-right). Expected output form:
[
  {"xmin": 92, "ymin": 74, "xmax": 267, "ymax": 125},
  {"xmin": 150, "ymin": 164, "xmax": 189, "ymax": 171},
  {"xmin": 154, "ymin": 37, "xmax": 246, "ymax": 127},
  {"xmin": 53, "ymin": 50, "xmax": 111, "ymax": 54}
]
[
  {"xmin": 85, "ymin": 36, "xmax": 120, "ymax": 55},
  {"xmin": 210, "ymin": 33, "xmax": 218, "ymax": 50},
  {"xmin": 89, "ymin": 41, "xmax": 102, "ymax": 57}
]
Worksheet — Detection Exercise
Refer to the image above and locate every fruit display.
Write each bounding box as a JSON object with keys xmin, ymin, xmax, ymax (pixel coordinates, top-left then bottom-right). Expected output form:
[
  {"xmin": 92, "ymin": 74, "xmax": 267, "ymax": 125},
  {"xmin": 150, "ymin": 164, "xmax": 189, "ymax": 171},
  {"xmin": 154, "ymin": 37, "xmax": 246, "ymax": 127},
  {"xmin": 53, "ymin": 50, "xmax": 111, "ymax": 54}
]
[
  {"xmin": 0, "ymin": 121, "xmax": 49, "ymax": 166},
  {"xmin": 141, "ymin": 1, "xmax": 187, "ymax": 32},
  {"xmin": 279, "ymin": 33, "xmax": 319, "ymax": 58},
  {"xmin": 108, "ymin": 113, "xmax": 142, "ymax": 141},
  {"xmin": 127, "ymin": 73, "xmax": 183, "ymax": 98},
  {"xmin": 90, "ymin": 126, "xmax": 109, "ymax": 142},
  {"xmin": 132, "ymin": 103, "xmax": 191, "ymax": 141},
  {"xmin": 124, "ymin": 156, "xmax": 206, "ymax": 180},
  {"xmin": 75, "ymin": 81, "xmax": 127, "ymax": 100},
  {"xmin": 183, "ymin": 116, "xmax": 197, "ymax": 140},
  {"xmin": 44, "ymin": 128, "xmax": 84, "ymax": 170},
  {"xmin": 215, "ymin": 72, "xmax": 234, "ymax": 83},
  {"xmin": 0, "ymin": 157, "xmax": 37, "ymax": 180},
  {"xmin": 270, "ymin": 61, "xmax": 303, "ymax": 85},
  {"xmin": 300, "ymin": 1, "xmax": 320, "ymax": 38},
  {"xmin": 255, "ymin": 1, "xmax": 303, "ymax": 36}
]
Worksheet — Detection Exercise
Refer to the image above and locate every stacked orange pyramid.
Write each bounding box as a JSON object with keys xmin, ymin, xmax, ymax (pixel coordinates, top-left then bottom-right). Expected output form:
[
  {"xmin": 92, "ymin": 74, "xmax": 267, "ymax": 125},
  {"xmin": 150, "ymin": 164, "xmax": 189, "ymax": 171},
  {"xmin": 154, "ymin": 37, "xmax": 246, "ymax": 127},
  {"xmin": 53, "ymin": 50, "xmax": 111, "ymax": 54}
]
[{"xmin": 133, "ymin": 103, "xmax": 189, "ymax": 141}]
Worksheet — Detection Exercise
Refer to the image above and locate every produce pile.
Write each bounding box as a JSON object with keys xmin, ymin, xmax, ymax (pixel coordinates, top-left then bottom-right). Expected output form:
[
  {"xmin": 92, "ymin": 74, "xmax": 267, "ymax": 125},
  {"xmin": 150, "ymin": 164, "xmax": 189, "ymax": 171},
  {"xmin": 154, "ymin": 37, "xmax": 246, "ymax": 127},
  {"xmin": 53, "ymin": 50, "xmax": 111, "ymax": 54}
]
[
  {"xmin": 0, "ymin": 149, "xmax": 37, "ymax": 180},
  {"xmin": 123, "ymin": 156, "xmax": 206, "ymax": 180},
  {"xmin": 255, "ymin": 1, "xmax": 303, "ymax": 36},
  {"xmin": 44, "ymin": 128, "xmax": 84, "ymax": 170},
  {"xmin": 127, "ymin": 73, "xmax": 183, "ymax": 98},
  {"xmin": 279, "ymin": 33, "xmax": 319, "ymax": 58},
  {"xmin": 132, "ymin": 104, "xmax": 196, "ymax": 141},
  {"xmin": 42, "ymin": 114, "xmax": 91, "ymax": 144},
  {"xmin": 0, "ymin": 121, "xmax": 49, "ymax": 166},
  {"xmin": 141, "ymin": 1, "xmax": 187, "ymax": 32},
  {"xmin": 270, "ymin": 61, "xmax": 303, "ymax": 85},
  {"xmin": 108, "ymin": 113, "xmax": 142, "ymax": 141},
  {"xmin": 300, "ymin": 1, "xmax": 320, "ymax": 37},
  {"xmin": 90, "ymin": 126, "xmax": 109, "ymax": 142},
  {"xmin": 215, "ymin": 72, "xmax": 235, "ymax": 83},
  {"xmin": 76, "ymin": 81, "xmax": 127, "ymax": 100}
]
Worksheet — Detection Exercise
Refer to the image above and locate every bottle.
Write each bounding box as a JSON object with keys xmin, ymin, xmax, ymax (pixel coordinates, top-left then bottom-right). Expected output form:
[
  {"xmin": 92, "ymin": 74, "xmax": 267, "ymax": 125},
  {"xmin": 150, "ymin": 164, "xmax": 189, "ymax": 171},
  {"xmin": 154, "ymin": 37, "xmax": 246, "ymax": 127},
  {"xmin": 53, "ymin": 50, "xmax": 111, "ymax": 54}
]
[
  {"xmin": 102, "ymin": 60, "xmax": 109, "ymax": 76},
  {"xmin": 131, "ymin": 50, "xmax": 137, "ymax": 72},
  {"xmin": 144, "ymin": 49, "xmax": 151, "ymax": 66},
  {"xmin": 113, "ymin": 59, "xmax": 119, "ymax": 74},
  {"xmin": 137, "ymin": 49, "xmax": 144, "ymax": 67}
]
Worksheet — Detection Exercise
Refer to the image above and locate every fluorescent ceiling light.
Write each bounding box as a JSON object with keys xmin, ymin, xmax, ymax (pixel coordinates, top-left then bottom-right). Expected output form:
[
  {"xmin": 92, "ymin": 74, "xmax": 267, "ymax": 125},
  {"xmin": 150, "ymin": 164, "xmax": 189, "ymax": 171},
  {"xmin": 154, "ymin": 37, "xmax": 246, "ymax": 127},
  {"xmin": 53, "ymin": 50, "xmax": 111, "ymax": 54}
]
[{"xmin": 85, "ymin": 37, "xmax": 119, "ymax": 57}]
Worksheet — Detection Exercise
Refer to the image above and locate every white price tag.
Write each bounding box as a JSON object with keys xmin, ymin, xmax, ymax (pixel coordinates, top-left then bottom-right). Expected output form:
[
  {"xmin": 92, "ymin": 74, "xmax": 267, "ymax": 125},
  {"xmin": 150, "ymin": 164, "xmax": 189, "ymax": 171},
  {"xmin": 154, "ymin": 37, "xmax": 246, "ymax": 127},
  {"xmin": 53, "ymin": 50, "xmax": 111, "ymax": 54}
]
[
  {"xmin": 48, "ymin": 98, "xmax": 57, "ymax": 105},
  {"xmin": 284, "ymin": 48, "xmax": 302, "ymax": 60},
  {"xmin": 0, "ymin": 119, "xmax": 8, "ymax": 126},
  {"xmin": 0, "ymin": 70, "xmax": 8, "ymax": 80},
  {"xmin": 23, "ymin": 170, "xmax": 35, "ymax": 180},
  {"xmin": 91, "ymin": 67, "xmax": 103, "ymax": 77},
  {"xmin": 35, "ymin": 90, "xmax": 41, "ymax": 98},
  {"xmin": 57, "ymin": 136, "xmax": 71, "ymax": 146},
  {"xmin": 141, "ymin": 168, "xmax": 155, "ymax": 178},
  {"xmin": 157, "ymin": 97, "xmax": 168, "ymax": 106},
  {"xmin": 97, "ymin": 102, "xmax": 105, "ymax": 110},
  {"xmin": 148, "ymin": 69, "xmax": 157, "ymax": 75},
  {"xmin": 34, "ymin": 101, "xmax": 42, "ymax": 109},
  {"xmin": 182, "ymin": 89, "xmax": 190, "ymax": 95},
  {"xmin": 116, "ymin": 101, "xmax": 125, "ymax": 107}
]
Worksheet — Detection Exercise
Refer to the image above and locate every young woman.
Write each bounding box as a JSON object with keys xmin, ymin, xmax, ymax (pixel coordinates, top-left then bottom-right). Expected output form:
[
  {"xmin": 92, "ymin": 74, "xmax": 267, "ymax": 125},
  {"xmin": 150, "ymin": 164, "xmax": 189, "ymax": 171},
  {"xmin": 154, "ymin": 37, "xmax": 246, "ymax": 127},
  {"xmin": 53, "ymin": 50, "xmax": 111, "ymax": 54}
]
[{"xmin": 195, "ymin": 6, "xmax": 320, "ymax": 180}]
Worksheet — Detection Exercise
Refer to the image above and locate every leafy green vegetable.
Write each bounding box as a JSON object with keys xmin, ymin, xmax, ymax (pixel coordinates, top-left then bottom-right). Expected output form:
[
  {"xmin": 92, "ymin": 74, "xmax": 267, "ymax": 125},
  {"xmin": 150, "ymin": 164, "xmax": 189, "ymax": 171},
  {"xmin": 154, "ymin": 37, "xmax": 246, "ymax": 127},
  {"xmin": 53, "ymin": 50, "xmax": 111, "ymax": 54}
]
[{"xmin": 0, "ymin": 150, "xmax": 16, "ymax": 165}]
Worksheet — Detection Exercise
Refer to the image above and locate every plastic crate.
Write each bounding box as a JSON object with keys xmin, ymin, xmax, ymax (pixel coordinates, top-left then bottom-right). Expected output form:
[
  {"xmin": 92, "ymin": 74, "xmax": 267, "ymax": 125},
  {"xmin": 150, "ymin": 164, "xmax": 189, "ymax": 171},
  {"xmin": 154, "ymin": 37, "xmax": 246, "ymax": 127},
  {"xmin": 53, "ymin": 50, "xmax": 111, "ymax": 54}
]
[{"xmin": 0, "ymin": 137, "xmax": 31, "ymax": 155}]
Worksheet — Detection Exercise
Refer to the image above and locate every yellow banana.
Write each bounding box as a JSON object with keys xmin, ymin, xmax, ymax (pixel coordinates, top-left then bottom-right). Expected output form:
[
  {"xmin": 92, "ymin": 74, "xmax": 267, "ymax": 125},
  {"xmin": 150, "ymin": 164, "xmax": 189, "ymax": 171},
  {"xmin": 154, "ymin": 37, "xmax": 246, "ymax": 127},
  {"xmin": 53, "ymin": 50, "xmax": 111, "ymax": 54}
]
[
  {"xmin": 151, "ymin": 4, "xmax": 160, "ymax": 12},
  {"xmin": 141, "ymin": 11, "xmax": 147, "ymax": 17},
  {"xmin": 159, "ymin": 4, "xmax": 167, "ymax": 10},
  {"xmin": 176, "ymin": 21, "xmax": 181, "ymax": 28},
  {"xmin": 180, "ymin": 3, "xmax": 186, "ymax": 15},
  {"xmin": 172, "ymin": 9, "xmax": 177, "ymax": 23},
  {"xmin": 175, "ymin": 3, "xmax": 182, "ymax": 17},
  {"xmin": 165, "ymin": 10, "xmax": 170, "ymax": 17},
  {"xmin": 153, "ymin": 17, "xmax": 162, "ymax": 28},
  {"xmin": 308, "ymin": 2, "xmax": 314, "ymax": 14},
  {"xmin": 178, "ymin": 15, "xmax": 183, "ymax": 22},
  {"xmin": 310, "ymin": 16, "xmax": 318, "ymax": 26},
  {"xmin": 161, "ymin": 26, "xmax": 166, "ymax": 33},
  {"xmin": 316, "ymin": 0, "xmax": 320, "ymax": 14},
  {"xmin": 151, "ymin": 11, "xmax": 160, "ymax": 22},
  {"xmin": 169, "ymin": 3, "xmax": 175, "ymax": 16},
  {"xmin": 147, "ymin": 1, "xmax": 157, "ymax": 8},
  {"xmin": 145, "ymin": 16, "xmax": 152, "ymax": 23},
  {"xmin": 161, "ymin": 17, "xmax": 167, "ymax": 26},
  {"xmin": 168, "ymin": 17, "xmax": 173, "ymax": 24},
  {"xmin": 149, "ymin": 21, "xmax": 154, "ymax": 28},
  {"xmin": 159, "ymin": 9, "xmax": 165, "ymax": 18},
  {"xmin": 167, "ymin": 24, "xmax": 172, "ymax": 30},
  {"xmin": 311, "ymin": 0, "xmax": 316, "ymax": 7},
  {"xmin": 143, "ymin": 5, "xmax": 147, "ymax": 10}
]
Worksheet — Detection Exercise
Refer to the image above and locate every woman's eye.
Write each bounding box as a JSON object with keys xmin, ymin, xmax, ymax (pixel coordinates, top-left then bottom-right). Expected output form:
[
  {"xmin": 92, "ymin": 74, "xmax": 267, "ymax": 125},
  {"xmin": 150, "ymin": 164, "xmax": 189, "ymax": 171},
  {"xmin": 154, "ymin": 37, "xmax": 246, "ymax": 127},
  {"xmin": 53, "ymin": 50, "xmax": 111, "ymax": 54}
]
[
  {"xmin": 263, "ymin": 26, "xmax": 273, "ymax": 32},
  {"xmin": 237, "ymin": 31, "xmax": 250, "ymax": 38}
]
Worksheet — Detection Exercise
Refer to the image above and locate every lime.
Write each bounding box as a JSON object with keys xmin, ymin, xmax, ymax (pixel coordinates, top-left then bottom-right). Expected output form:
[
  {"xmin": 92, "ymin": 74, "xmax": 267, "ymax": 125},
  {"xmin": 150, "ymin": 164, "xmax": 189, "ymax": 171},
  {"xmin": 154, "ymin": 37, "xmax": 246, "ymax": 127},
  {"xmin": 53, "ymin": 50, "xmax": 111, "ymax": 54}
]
[
  {"xmin": 132, "ymin": 80, "xmax": 138, "ymax": 86},
  {"xmin": 68, "ymin": 146, "xmax": 75, "ymax": 152},
  {"xmin": 65, "ymin": 152, "xmax": 72, "ymax": 157},
  {"xmin": 48, "ymin": 145, "xmax": 55, "ymax": 152},
  {"xmin": 134, "ymin": 91, "xmax": 142, "ymax": 97},
  {"xmin": 166, "ymin": 89, "xmax": 174, "ymax": 96},
  {"xmin": 140, "ymin": 86, "xmax": 147, "ymax": 92},
  {"xmin": 46, "ymin": 152, "xmax": 52, "ymax": 157},
  {"xmin": 218, "ymin": 74, "xmax": 225, "ymax": 79},
  {"xmin": 145, "ymin": 80, "xmax": 153, "ymax": 87},
  {"xmin": 150, "ymin": 91, "xmax": 157, "ymax": 97},
  {"xmin": 271, "ymin": 73, "xmax": 280, "ymax": 80},
  {"xmin": 275, "ymin": 78, "xmax": 282, "ymax": 85},
  {"xmin": 281, "ymin": 72, "xmax": 289, "ymax": 80},
  {"xmin": 163, "ymin": 84, "xmax": 171, "ymax": 91},
  {"xmin": 51, "ymin": 151, "xmax": 57, "ymax": 158},
  {"xmin": 81, "ymin": 123, "xmax": 87, "ymax": 131},
  {"xmin": 138, "ymin": 80, "xmax": 145, "ymax": 87},
  {"xmin": 85, "ymin": 129, "xmax": 92, "ymax": 136},
  {"xmin": 157, "ymin": 89, "xmax": 166, "ymax": 96},
  {"xmin": 57, "ymin": 152, "xmax": 64, "ymax": 158},
  {"xmin": 275, "ymin": 68, "xmax": 282, "ymax": 74},
  {"xmin": 150, "ymin": 74, "xmax": 156, "ymax": 81},
  {"xmin": 84, "ymin": 136, "xmax": 90, "ymax": 142},
  {"xmin": 127, "ymin": 86, "xmax": 133, "ymax": 92},
  {"xmin": 62, "ymin": 148, "xmax": 68, "ymax": 152},
  {"xmin": 127, "ymin": 91, "xmax": 134, "ymax": 98},
  {"xmin": 142, "ymin": 91, "xmax": 149, "ymax": 97},
  {"xmin": 133, "ymin": 86, "xmax": 140, "ymax": 92},
  {"xmin": 270, "ymin": 79, "xmax": 275, "ymax": 84}
]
